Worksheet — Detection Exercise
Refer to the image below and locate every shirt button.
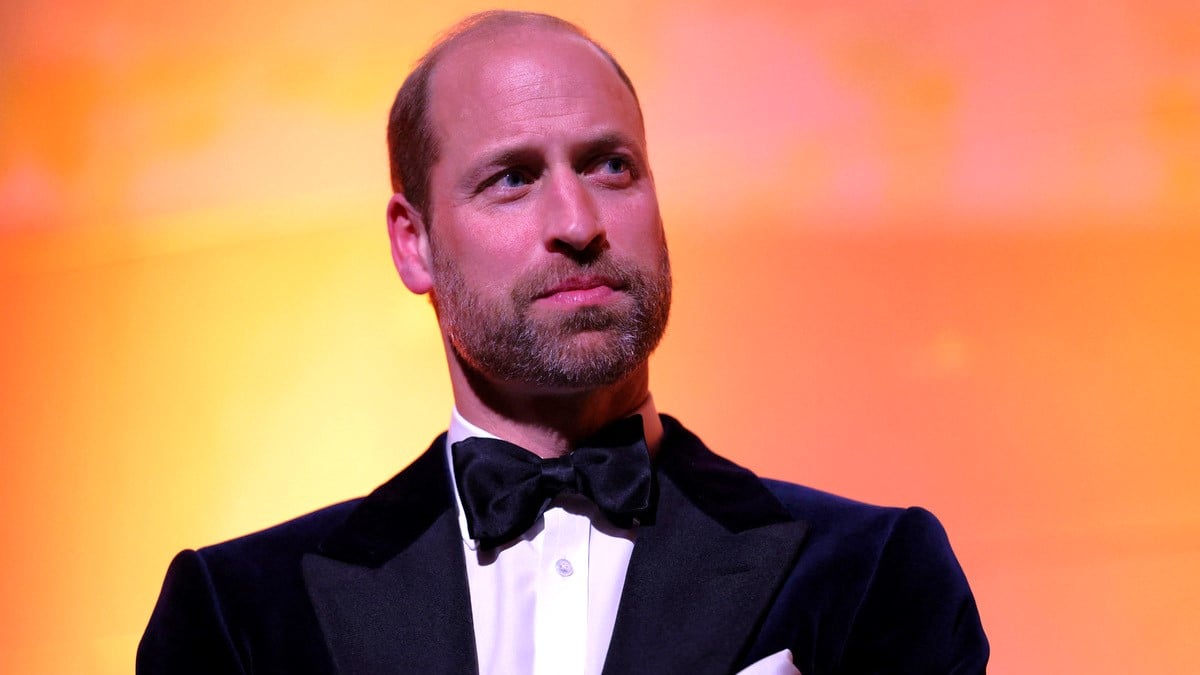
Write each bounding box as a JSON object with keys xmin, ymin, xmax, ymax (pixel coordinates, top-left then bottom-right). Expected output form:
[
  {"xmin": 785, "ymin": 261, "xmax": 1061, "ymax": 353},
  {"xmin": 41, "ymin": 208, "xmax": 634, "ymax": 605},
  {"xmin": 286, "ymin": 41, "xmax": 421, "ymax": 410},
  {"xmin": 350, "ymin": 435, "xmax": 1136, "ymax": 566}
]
[{"xmin": 555, "ymin": 558, "xmax": 574, "ymax": 577}]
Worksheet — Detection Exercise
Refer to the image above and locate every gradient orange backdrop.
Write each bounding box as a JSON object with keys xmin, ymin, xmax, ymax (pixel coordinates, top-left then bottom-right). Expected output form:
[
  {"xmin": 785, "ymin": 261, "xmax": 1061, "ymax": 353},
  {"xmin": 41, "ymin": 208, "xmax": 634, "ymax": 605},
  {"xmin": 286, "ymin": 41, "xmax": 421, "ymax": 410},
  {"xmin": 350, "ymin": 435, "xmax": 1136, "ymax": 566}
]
[{"xmin": 2, "ymin": 1, "xmax": 1198, "ymax": 673}]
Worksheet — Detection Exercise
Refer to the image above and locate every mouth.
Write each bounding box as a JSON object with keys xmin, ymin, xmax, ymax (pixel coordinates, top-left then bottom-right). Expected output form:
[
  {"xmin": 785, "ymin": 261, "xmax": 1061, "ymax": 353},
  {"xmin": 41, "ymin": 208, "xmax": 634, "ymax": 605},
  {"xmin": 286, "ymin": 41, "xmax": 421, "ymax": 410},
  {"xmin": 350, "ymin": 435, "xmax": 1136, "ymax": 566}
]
[{"xmin": 534, "ymin": 275, "xmax": 624, "ymax": 306}]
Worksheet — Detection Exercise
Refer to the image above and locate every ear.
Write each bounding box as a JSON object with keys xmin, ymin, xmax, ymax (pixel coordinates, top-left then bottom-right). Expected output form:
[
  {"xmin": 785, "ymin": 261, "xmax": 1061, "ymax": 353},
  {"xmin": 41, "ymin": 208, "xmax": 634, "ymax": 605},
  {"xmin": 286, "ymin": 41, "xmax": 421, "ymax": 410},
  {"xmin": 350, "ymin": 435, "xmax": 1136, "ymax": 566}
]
[{"xmin": 387, "ymin": 192, "xmax": 434, "ymax": 295}]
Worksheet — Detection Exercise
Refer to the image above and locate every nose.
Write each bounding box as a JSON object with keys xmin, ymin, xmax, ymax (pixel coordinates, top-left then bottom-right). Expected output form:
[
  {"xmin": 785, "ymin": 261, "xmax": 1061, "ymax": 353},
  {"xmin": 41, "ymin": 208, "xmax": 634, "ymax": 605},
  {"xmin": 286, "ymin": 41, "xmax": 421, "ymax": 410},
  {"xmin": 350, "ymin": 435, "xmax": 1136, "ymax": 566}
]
[{"xmin": 542, "ymin": 170, "xmax": 605, "ymax": 256}]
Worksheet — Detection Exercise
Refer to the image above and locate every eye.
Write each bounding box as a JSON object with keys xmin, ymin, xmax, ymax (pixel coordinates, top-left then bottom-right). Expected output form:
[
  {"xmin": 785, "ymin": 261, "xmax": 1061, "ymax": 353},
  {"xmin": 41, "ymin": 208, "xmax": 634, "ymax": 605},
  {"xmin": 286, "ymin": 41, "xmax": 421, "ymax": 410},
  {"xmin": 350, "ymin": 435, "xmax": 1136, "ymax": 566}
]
[
  {"xmin": 478, "ymin": 167, "xmax": 536, "ymax": 199},
  {"xmin": 600, "ymin": 157, "xmax": 628, "ymax": 174},
  {"xmin": 587, "ymin": 155, "xmax": 635, "ymax": 187},
  {"xmin": 496, "ymin": 169, "xmax": 532, "ymax": 189}
]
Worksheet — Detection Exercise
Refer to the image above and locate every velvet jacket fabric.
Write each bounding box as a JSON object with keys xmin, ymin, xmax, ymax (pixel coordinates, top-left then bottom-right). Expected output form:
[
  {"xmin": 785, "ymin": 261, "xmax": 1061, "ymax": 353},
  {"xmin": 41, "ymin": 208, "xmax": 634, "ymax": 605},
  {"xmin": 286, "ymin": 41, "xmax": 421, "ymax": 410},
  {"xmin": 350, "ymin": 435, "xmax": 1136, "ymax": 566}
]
[{"xmin": 137, "ymin": 416, "xmax": 988, "ymax": 674}]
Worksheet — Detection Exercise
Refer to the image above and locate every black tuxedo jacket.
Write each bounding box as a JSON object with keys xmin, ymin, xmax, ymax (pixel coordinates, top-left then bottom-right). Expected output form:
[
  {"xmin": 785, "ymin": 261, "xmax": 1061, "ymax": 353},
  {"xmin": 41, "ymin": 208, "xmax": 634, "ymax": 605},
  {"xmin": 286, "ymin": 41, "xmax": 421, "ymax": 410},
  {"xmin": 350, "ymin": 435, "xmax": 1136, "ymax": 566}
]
[{"xmin": 138, "ymin": 416, "xmax": 987, "ymax": 674}]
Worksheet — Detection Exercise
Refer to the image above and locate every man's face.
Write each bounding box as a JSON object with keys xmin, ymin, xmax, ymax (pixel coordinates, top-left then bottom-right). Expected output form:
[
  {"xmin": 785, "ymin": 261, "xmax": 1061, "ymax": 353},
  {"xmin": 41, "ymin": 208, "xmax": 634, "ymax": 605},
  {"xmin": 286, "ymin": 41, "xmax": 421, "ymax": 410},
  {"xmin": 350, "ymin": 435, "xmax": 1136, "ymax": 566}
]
[{"xmin": 420, "ymin": 28, "xmax": 671, "ymax": 391}]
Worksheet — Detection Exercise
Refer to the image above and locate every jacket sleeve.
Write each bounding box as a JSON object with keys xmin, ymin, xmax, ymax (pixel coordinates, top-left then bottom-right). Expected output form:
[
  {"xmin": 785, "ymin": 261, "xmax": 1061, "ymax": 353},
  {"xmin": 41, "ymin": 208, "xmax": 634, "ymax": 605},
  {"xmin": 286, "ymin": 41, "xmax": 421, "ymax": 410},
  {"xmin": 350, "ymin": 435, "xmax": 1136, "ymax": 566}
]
[
  {"xmin": 837, "ymin": 507, "xmax": 989, "ymax": 674},
  {"xmin": 137, "ymin": 549, "xmax": 247, "ymax": 675}
]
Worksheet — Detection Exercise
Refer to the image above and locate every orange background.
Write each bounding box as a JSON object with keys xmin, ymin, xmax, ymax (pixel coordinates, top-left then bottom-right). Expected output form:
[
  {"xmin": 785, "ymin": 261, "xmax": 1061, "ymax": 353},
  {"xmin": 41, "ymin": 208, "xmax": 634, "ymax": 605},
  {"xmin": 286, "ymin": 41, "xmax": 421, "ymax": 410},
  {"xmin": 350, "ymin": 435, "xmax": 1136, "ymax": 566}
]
[{"xmin": 2, "ymin": 1, "xmax": 1198, "ymax": 672}]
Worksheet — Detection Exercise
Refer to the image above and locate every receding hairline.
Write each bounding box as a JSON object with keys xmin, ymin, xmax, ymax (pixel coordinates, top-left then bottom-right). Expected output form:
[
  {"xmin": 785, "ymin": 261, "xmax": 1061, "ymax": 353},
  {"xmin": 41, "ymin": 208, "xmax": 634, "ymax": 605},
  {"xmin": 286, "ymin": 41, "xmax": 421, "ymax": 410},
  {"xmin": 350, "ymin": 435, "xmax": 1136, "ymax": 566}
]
[{"xmin": 425, "ymin": 14, "xmax": 642, "ymax": 114}]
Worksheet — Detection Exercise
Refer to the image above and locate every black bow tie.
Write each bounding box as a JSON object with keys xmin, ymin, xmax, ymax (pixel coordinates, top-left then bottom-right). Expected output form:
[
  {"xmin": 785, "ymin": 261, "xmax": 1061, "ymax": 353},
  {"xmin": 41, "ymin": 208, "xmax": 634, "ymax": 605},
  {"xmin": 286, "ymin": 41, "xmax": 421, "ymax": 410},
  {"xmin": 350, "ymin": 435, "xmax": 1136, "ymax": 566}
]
[{"xmin": 450, "ymin": 415, "xmax": 654, "ymax": 548}]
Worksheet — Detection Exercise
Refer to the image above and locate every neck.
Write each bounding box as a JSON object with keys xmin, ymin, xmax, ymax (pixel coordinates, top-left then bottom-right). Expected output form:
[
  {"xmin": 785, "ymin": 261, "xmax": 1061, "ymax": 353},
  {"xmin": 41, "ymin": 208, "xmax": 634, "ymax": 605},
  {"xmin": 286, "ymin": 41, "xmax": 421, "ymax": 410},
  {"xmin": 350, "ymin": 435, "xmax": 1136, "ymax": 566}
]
[{"xmin": 448, "ymin": 356, "xmax": 660, "ymax": 458}]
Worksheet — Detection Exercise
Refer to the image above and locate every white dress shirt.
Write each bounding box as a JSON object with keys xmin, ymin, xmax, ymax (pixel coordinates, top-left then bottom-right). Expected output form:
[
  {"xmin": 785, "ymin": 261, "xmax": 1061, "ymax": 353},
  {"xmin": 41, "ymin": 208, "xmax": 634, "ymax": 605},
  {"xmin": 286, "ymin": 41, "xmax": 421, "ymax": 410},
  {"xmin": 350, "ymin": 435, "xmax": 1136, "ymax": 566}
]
[{"xmin": 444, "ymin": 403, "xmax": 661, "ymax": 675}]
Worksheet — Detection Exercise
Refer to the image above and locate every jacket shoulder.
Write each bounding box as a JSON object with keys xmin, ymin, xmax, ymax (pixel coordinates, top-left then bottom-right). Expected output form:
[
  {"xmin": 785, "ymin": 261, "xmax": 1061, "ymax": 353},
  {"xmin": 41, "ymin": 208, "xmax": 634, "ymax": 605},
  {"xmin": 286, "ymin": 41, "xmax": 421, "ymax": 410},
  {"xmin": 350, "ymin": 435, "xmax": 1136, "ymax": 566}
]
[
  {"xmin": 198, "ymin": 498, "xmax": 362, "ymax": 570},
  {"xmin": 760, "ymin": 478, "xmax": 909, "ymax": 537},
  {"xmin": 173, "ymin": 498, "xmax": 363, "ymax": 620},
  {"xmin": 138, "ymin": 500, "xmax": 362, "ymax": 674},
  {"xmin": 754, "ymin": 482, "xmax": 988, "ymax": 673}
]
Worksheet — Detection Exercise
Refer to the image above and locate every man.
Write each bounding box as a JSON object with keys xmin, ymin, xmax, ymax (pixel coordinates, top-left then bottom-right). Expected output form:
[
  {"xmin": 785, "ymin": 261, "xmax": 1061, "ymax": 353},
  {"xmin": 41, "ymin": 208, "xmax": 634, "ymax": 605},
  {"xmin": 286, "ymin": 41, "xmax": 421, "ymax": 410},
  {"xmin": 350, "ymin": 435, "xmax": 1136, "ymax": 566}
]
[{"xmin": 138, "ymin": 11, "xmax": 988, "ymax": 675}]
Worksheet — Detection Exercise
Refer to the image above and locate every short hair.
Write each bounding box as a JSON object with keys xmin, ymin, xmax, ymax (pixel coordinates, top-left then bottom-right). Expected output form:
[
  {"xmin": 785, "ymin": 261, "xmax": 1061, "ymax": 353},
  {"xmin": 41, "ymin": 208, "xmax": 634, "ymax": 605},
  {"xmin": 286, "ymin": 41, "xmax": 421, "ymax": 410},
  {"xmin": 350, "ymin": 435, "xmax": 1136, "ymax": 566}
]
[{"xmin": 385, "ymin": 10, "xmax": 642, "ymax": 222}]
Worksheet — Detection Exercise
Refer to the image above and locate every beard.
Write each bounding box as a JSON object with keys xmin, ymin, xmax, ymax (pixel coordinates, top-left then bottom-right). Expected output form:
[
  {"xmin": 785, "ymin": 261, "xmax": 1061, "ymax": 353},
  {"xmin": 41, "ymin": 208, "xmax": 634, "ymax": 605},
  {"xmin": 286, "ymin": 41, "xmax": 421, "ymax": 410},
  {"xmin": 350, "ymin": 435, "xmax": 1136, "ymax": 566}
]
[{"xmin": 430, "ymin": 242, "xmax": 672, "ymax": 390}]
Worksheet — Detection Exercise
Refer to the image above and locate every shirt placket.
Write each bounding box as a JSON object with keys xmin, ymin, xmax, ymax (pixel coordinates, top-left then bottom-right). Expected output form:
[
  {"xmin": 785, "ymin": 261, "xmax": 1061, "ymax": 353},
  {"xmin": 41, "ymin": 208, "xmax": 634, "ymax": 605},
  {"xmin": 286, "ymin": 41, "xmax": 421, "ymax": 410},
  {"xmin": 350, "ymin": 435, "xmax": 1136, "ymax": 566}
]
[{"xmin": 532, "ymin": 503, "xmax": 590, "ymax": 675}]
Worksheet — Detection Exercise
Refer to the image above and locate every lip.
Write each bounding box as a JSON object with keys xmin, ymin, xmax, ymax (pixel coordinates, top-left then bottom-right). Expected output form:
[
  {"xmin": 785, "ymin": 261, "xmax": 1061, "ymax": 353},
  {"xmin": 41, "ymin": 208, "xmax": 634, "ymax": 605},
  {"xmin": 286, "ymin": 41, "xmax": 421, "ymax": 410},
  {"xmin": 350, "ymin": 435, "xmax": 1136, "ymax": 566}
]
[{"xmin": 535, "ymin": 275, "xmax": 622, "ymax": 304}]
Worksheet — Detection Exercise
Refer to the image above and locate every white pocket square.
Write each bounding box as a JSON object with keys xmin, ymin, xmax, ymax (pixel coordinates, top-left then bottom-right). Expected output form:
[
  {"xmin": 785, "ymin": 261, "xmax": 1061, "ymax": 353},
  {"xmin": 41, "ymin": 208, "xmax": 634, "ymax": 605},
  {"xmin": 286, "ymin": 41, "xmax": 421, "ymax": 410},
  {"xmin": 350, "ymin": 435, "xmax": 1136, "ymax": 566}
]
[{"xmin": 735, "ymin": 648, "xmax": 800, "ymax": 675}]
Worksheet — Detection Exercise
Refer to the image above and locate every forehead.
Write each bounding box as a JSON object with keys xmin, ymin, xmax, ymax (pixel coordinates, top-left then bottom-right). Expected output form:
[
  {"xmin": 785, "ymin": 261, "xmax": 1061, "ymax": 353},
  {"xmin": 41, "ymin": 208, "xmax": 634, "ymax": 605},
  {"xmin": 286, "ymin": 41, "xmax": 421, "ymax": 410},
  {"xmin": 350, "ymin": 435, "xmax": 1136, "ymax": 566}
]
[{"xmin": 426, "ymin": 27, "xmax": 643, "ymax": 157}]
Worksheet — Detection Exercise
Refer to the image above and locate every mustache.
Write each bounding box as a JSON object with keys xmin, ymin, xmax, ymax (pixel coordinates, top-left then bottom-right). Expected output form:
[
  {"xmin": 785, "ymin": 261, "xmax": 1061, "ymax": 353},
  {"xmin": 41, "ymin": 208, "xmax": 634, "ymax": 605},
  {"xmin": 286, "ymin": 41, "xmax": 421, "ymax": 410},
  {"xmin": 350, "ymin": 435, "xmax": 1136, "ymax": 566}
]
[{"xmin": 510, "ymin": 254, "xmax": 644, "ymax": 307}]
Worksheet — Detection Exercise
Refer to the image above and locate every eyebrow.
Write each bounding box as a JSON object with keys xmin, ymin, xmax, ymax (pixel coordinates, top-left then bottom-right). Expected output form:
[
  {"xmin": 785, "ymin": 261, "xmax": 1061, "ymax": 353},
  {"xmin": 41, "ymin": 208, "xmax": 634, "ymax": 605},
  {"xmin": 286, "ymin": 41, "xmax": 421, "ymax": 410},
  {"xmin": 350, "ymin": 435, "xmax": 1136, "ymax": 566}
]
[{"xmin": 576, "ymin": 132, "xmax": 637, "ymax": 158}]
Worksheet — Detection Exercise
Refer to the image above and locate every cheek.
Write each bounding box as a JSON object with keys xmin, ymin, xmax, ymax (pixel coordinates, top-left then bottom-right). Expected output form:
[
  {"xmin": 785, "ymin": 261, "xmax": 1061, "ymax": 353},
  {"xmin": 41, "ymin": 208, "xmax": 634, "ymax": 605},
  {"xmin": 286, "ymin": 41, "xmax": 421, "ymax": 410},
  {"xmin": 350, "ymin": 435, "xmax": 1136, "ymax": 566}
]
[
  {"xmin": 435, "ymin": 208, "xmax": 533, "ymax": 269},
  {"xmin": 467, "ymin": 197, "xmax": 545, "ymax": 246},
  {"xmin": 438, "ymin": 242, "xmax": 535, "ymax": 306},
  {"xmin": 605, "ymin": 195, "xmax": 664, "ymax": 249}
]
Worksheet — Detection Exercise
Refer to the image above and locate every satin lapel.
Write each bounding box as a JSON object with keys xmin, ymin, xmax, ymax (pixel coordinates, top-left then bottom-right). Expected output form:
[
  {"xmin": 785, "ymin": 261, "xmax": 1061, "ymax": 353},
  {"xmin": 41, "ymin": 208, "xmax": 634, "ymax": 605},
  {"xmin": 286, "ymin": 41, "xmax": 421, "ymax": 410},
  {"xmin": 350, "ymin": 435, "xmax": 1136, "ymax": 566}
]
[
  {"xmin": 302, "ymin": 439, "xmax": 478, "ymax": 674},
  {"xmin": 602, "ymin": 420, "xmax": 809, "ymax": 675}
]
